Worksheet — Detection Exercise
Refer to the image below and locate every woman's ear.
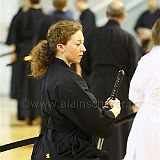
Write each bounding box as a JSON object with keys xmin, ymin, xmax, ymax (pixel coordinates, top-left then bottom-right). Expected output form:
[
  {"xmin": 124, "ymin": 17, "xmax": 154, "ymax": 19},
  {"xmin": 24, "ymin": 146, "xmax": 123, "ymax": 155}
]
[{"xmin": 57, "ymin": 44, "xmax": 65, "ymax": 53}]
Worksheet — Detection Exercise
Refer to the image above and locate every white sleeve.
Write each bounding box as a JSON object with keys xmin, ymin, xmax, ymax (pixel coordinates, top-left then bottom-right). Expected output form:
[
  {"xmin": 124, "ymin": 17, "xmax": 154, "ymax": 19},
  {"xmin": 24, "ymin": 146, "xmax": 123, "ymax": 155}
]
[
  {"xmin": 148, "ymin": 76, "xmax": 160, "ymax": 113},
  {"xmin": 129, "ymin": 60, "xmax": 147, "ymax": 107}
]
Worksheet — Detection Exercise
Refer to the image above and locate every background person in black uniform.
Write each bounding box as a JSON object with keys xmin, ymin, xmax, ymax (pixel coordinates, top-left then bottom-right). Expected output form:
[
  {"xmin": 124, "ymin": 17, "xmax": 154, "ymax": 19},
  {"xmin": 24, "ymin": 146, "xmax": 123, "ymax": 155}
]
[
  {"xmin": 30, "ymin": 20, "xmax": 121, "ymax": 160},
  {"xmin": 75, "ymin": 0, "xmax": 96, "ymax": 46},
  {"xmin": 11, "ymin": 0, "xmax": 45, "ymax": 124},
  {"xmin": 134, "ymin": 0, "xmax": 160, "ymax": 55},
  {"xmin": 75, "ymin": 0, "xmax": 96, "ymax": 76},
  {"xmin": 37, "ymin": 0, "xmax": 74, "ymax": 41},
  {"xmin": 80, "ymin": 1, "xmax": 142, "ymax": 160},
  {"xmin": 6, "ymin": 0, "xmax": 31, "ymax": 100}
]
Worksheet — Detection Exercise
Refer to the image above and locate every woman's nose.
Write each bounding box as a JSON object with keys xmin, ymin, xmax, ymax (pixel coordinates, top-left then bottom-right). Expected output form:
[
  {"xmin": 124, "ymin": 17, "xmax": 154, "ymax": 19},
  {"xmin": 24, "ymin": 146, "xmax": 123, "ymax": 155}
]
[{"xmin": 81, "ymin": 44, "xmax": 86, "ymax": 52}]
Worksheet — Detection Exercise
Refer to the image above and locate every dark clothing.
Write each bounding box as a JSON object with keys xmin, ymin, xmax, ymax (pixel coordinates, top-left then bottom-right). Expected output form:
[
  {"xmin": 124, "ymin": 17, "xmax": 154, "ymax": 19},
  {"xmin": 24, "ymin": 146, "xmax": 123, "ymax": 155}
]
[
  {"xmin": 6, "ymin": 8, "xmax": 22, "ymax": 45},
  {"xmin": 38, "ymin": 10, "xmax": 74, "ymax": 41},
  {"xmin": 79, "ymin": 9, "xmax": 96, "ymax": 46},
  {"xmin": 79, "ymin": 8, "xmax": 96, "ymax": 79},
  {"xmin": 31, "ymin": 57, "xmax": 116, "ymax": 160},
  {"xmin": 6, "ymin": 8, "xmax": 23, "ymax": 99},
  {"xmin": 15, "ymin": 8, "xmax": 46, "ymax": 50},
  {"xmin": 81, "ymin": 19, "xmax": 142, "ymax": 160},
  {"xmin": 81, "ymin": 20, "xmax": 141, "ymax": 102},
  {"xmin": 48, "ymin": 9, "xmax": 74, "ymax": 20},
  {"xmin": 134, "ymin": 8, "xmax": 160, "ymax": 31},
  {"xmin": 13, "ymin": 8, "xmax": 45, "ymax": 120}
]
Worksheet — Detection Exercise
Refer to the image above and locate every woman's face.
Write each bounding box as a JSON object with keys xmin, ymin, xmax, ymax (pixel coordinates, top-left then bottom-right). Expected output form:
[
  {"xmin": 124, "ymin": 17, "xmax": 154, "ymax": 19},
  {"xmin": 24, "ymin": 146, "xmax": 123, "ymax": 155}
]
[{"xmin": 59, "ymin": 30, "xmax": 86, "ymax": 65}]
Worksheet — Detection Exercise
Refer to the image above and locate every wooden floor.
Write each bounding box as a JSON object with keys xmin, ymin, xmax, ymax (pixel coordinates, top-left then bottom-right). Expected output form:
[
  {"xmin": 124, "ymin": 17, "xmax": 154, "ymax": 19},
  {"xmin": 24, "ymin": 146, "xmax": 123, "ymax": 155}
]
[{"xmin": 0, "ymin": 96, "xmax": 40, "ymax": 160}]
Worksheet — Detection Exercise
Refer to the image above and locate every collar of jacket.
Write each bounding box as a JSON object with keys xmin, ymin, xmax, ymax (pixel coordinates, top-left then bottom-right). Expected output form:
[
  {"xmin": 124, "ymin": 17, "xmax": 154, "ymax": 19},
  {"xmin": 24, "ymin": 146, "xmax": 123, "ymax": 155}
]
[
  {"xmin": 105, "ymin": 19, "xmax": 120, "ymax": 28},
  {"xmin": 81, "ymin": 8, "xmax": 90, "ymax": 16},
  {"xmin": 51, "ymin": 57, "xmax": 70, "ymax": 69}
]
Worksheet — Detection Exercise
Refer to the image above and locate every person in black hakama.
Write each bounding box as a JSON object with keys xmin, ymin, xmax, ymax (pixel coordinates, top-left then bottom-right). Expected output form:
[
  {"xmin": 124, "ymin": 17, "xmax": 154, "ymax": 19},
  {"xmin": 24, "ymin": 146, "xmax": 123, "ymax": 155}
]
[
  {"xmin": 75, "ymin": 0, "xmax": 96, "ymax": 76},
  {"xmin": 30, "ymin": 20, "xmax": 122, "ymax": 160},
  {"xmin": 80, "ymin": 1, "xmax": 142, "ymax": 160},
  {"xmin": 6, "ymin": 0, "xmax": 30, "ymax": 100},
  {"xmin": 37, "ymin": 0, "xmax": 74, "ymax": 41},
  {"xmin": 134, "ymin": 0, "xmax": 160, "ymax": 55},
  {"xmin": 135, "ymin": 0, "xmax": 160, "ymax": 31},
  {"xmin": 11, "ymin": 0, "xmax": 46, "ymax": 124}
]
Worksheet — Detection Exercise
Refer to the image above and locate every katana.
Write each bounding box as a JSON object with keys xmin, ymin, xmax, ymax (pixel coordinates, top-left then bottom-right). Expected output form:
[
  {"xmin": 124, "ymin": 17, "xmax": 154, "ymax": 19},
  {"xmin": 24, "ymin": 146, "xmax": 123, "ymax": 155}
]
[{"xmin": 97, "ymin": 70, "xmax": 125, "ymax": 150}]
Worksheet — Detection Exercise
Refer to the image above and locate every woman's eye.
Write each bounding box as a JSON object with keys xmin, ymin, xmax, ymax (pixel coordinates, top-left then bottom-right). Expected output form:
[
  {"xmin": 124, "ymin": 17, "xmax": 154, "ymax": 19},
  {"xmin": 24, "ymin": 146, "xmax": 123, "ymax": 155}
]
[{"xmin": 76, "ymin": 44, "xmax": 81, "ymax": 46}]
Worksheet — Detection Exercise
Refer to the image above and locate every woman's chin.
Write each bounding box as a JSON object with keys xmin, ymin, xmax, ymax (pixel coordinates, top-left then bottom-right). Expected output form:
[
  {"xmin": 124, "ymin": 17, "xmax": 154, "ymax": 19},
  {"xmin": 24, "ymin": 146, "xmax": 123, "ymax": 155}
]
[{"xmin": 75, "ymin": 59, "xmax": 81, "ymax": 64}]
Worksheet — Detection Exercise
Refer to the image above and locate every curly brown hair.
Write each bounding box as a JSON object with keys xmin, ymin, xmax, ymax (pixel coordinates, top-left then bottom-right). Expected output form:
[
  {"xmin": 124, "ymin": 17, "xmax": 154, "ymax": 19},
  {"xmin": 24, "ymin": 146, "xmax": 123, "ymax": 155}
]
[
  {"xmin": 152, "ymin": 18, "xmax": 160, "ymax": 46},
  {"xmin": 29, "ymin": 20, "xmax": 82, "ymax": 78}
]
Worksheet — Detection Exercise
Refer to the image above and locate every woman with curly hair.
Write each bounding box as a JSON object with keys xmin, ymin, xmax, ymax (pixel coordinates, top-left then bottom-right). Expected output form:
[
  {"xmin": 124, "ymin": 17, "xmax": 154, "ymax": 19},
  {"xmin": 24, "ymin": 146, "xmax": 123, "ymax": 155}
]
[{"xmin": 30, "ymin": 20, "xmax": 121, "ymax": 160}]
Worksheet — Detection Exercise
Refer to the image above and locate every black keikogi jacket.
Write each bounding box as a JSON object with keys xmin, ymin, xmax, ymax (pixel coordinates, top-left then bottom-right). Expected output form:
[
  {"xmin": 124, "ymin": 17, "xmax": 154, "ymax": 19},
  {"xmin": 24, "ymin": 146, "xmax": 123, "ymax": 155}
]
[{"xmin": 31, "ymin": 57, "xmax": 115, "ymax": 160}]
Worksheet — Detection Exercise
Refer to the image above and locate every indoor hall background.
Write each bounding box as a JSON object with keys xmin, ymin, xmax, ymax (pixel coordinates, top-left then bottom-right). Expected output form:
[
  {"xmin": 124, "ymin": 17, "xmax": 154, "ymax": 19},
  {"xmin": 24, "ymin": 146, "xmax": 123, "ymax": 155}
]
[{"xmin": 0, "ymin": 0, "xmax": 159, "ymax": 159}]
